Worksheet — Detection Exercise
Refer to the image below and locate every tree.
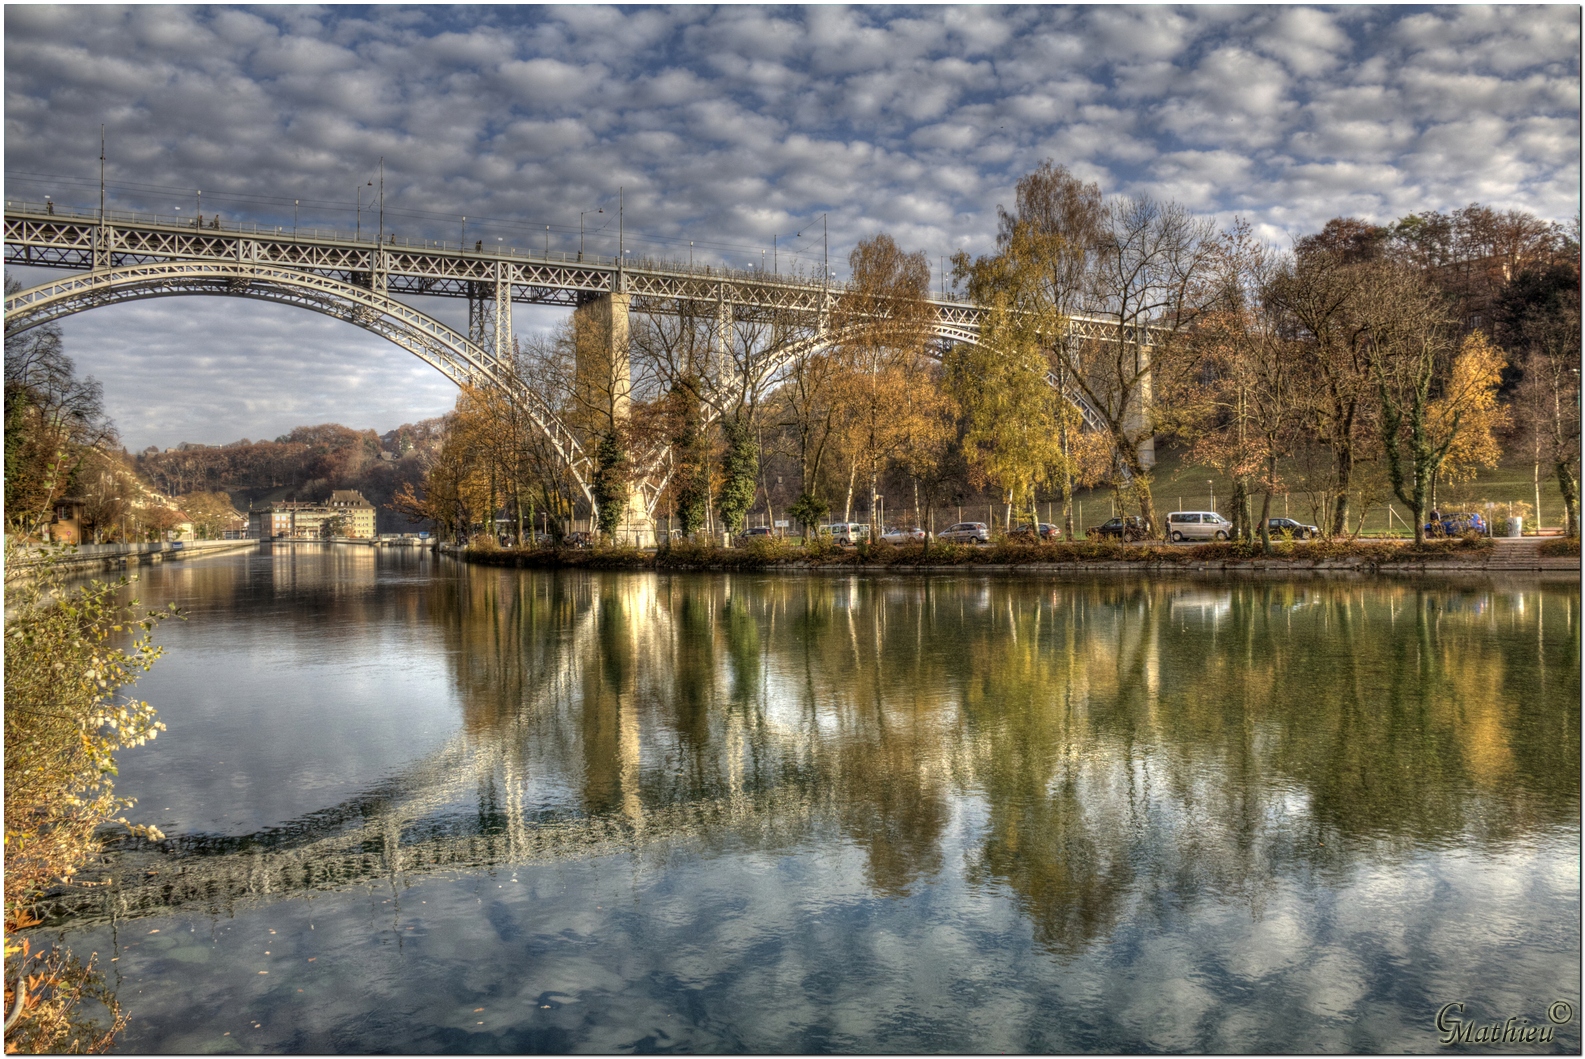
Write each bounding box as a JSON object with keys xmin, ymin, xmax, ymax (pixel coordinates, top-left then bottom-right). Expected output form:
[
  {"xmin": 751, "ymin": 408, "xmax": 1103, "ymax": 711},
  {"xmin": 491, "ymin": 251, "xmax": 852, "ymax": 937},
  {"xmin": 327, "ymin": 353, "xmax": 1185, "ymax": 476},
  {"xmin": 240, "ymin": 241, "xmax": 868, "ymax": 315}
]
[
  {"xmin": 1183, "ymin": 221, "xmax": 1303, "ymax": 551},
  {"xmin": 1426, "ymin": 331, "xmax": 1509, "ymax": 509},
  {"xmin": 660, "ymin": 377, "xmax": 710, "ymax": 537},
  {"xmin": 1364, "ymin": 265, "xmax": 1461, "ymax": 543},
  {"xmin": 1061, "ymin": 193, "xmax": 1216, "ymax": 535},
  {"xmin": 1267, "ymin": 248, "xmax": 1379, "ymax": 536},
  {"xmin": 1506, "ymin": 269, "xmax": 1583, "ymax": 535},
  {"xmin": 4, "ymin": 305, "xmax": 117, "ymax": 537},
  {"xmin": 829, "ymin": 234, "xmax": 935, "ymax": 536},
  {"xmin": 5, "ymin": 546, "xmax": 173, "ymax": 1051},
  {"xmin": 174, "ymin": 491, "xmax": 245, "ymax": 540},
  {"xmin": 943, "ymin": 263, "xmax": 1071, "ymax": 533},
  {"xmin": 631, "ymin": 285, "xmax": 812, "ymax": 539}
]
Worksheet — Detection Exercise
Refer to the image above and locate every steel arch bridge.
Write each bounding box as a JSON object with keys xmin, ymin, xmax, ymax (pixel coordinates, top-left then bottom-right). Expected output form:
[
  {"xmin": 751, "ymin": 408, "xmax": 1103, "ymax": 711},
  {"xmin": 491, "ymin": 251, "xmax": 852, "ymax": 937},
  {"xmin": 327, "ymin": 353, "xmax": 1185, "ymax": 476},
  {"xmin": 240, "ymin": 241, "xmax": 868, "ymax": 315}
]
[
  {"xmin": 4, "ymin": 259, "xmax": 595, "ymax": 489},
  {"xmin": 3, "ymin": 202, "xmax": 1134, "ymax": 526}
]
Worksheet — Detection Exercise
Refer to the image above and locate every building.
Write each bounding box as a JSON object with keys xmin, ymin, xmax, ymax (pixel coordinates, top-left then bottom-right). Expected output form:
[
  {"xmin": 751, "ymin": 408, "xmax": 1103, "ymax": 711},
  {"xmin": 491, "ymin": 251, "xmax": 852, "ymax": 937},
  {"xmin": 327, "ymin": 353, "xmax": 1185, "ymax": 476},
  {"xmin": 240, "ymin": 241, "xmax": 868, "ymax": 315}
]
[
  {"xmin": 248, "ymin": 491, "xmax": 376, "ymax": 540},
  {"xmin": 327, "ymin": 490, "xmax": 377, "ymax": 538},
  {"xmin": 249, "ymin": 501, "xmax": 328, "ymax": 539},
  {"xmin": 47, "ymin": 497, "xmax": 87, "ymax": 544}
]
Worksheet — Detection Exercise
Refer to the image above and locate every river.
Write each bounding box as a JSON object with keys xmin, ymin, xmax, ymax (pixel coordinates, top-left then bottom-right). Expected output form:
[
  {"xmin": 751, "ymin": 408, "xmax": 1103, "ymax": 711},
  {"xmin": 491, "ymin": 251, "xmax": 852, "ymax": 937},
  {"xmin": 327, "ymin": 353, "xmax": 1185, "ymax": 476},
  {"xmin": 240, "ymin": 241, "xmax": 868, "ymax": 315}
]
[{"xmin": 33, "ymin": 547, "xmax": 1581, "ymax": 1052}]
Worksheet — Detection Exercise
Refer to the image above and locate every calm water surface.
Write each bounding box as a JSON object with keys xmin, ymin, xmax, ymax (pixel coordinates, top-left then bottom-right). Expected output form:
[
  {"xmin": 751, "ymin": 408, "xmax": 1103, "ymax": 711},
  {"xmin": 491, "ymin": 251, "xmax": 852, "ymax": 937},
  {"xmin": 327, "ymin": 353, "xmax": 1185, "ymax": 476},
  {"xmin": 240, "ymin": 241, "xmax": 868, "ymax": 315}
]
[{"xmin": 35, "ymin": 547, "xmax": 1581, "ymax": 1053}]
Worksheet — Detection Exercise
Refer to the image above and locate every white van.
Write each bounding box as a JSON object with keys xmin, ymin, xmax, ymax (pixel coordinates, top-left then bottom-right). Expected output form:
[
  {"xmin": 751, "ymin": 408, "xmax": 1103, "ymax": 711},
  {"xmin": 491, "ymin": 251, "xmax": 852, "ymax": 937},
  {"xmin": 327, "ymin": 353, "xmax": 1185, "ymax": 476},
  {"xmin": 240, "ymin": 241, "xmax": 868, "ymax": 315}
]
[
  {"xmin": 1166, "ymin": 511, "xmax": 1233, "ymax": 542},
  {"xmin": 822, "ymin": 522, "xmax": 869, "ymax": 546}
]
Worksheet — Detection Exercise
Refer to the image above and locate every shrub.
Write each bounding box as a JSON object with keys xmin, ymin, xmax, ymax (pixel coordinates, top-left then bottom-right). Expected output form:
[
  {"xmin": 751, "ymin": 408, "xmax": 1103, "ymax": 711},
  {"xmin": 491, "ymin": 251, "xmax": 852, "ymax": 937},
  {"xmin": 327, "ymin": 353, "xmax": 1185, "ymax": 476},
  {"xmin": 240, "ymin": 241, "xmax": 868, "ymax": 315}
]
[
  {"xmin": 4, "ymin": 544, "xmax": 176, "ymax": 1051},
  {"xmin": 1539, "ymin": 536, "xmax": 1581, "ymax": 558}
]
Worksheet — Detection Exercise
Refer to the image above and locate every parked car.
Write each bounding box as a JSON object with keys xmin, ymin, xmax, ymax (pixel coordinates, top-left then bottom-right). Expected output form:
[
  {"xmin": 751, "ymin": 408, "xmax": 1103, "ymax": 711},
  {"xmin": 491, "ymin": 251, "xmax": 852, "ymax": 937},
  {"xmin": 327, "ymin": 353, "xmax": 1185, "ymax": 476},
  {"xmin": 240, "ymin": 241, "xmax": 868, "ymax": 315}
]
[
  {"xmin": 738, "ymin": 526, "xmax": 774, "ymax": 544},
  {"xmin": 880, "ymin": 526, "xmax": 927, "ymax": 544},
  {"xmin": 1424, "ymin": 511, "xmax": 1487, "ymax": 537},
  {"xmin": 1089, "ymin": 516, "xmax": 1147, "ymax": 542},
  {"xmin": 1265, "ymin": 517, "xmax": 1319, "ymax": 540},
  {"xmin": 938, "ymin": 522, "xmax": 990, "ymax": 544},
  {"xmin": 1013, "ymin": 522, "xmax": 1061, "ymax": 541},
  {"xmin": 822, "ymin": 522, "xmax": 869, "ymax": 546},
  {"xmin": 1166, "ymin": 511, "xmax": 1233, "ymax": 542}
]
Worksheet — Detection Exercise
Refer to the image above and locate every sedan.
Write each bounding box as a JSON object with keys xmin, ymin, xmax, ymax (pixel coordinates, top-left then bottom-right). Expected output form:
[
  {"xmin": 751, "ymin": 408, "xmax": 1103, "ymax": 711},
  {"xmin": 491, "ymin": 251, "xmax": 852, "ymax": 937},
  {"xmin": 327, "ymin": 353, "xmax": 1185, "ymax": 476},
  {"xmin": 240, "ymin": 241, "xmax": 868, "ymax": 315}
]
[
  {"xmin": 1014, "ymin": 522, "xmax": 1061, "ymax": 541},
  {"xmin": 938, "ymin": 522, "xmax": 990, "ymax": 544},
  {"xmin": 1266, "ymin": 517, "xmax": 1319, "ymax": 540},
  {"xmin": 880, "ymin": 527, "xmax": 927, "ymax": 544}
]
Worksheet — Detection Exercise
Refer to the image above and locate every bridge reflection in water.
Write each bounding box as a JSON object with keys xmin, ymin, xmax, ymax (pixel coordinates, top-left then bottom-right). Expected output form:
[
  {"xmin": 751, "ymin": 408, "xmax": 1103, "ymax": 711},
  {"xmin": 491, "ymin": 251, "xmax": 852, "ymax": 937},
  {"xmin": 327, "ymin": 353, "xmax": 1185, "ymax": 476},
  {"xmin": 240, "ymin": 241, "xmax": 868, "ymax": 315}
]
[{"xmin": 53, "ymin": 558, "xmax": 1578, "ymax": 974}]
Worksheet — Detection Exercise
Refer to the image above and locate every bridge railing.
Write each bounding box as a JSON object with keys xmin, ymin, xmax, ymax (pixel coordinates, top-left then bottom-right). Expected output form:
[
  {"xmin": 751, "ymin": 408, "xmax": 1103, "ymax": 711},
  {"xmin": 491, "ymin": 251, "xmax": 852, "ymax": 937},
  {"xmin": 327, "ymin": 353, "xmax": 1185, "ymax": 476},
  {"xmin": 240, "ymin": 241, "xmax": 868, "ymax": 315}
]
[{"xmin": 4, "ymin": 200, "xmax": 992, "ymax": 307}]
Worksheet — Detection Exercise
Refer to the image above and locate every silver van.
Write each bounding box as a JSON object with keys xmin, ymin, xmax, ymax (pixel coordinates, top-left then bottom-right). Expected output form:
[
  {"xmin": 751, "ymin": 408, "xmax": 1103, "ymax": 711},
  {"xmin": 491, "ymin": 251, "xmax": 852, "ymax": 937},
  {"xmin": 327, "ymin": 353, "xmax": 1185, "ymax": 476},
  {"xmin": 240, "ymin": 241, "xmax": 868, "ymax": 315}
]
[
  {"xmin": 1166, "ymin": 511, "xmax": 1232, "ymax": 542},
  {"xmin": 822, "ymin": 522, "xmax": 869, "ymax": 546}
]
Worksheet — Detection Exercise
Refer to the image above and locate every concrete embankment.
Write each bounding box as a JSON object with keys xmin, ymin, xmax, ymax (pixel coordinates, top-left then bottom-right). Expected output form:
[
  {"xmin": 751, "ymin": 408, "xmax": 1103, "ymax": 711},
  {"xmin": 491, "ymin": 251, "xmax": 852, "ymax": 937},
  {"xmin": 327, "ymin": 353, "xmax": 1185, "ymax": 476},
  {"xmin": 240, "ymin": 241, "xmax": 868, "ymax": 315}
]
[{"xmin": 8, "ymin": 539, "xmax": 260, "ymax": 575}]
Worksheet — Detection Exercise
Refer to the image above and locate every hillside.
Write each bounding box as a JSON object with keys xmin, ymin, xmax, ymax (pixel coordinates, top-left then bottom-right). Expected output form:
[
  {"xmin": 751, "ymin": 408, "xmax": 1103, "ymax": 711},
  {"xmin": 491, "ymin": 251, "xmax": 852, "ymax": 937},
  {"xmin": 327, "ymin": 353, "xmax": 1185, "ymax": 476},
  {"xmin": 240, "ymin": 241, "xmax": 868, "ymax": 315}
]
[{"xmin": 135, "ymin": 420, "xmax": 447, "ymax": 534}]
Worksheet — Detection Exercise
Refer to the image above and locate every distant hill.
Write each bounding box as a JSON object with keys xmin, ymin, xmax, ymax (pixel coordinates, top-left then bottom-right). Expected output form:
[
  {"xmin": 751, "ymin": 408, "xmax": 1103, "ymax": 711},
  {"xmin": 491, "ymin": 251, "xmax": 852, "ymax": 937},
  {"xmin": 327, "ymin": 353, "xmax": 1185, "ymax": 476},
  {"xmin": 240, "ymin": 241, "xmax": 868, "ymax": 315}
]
[{"xmin": 135, "ymin": 419, "xmax": 447, "ymax": 533}]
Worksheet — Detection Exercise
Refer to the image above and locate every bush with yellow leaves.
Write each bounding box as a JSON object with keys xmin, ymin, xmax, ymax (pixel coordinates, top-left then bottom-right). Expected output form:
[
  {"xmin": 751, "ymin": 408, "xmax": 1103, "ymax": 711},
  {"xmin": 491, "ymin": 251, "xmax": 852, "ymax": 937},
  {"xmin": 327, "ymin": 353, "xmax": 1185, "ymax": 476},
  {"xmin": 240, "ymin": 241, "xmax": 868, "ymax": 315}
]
[{"xmin": 4, "ymin": 544, "xmax": 177, "ymax": 1052}]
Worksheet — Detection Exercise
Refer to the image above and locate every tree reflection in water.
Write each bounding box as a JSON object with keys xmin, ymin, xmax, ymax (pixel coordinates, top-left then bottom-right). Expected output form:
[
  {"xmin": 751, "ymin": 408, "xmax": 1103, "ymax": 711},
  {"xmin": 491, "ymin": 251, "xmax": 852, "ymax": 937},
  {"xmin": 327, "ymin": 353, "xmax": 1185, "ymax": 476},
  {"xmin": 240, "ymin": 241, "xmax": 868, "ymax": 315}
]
[{"xmin": 417, "ymin": 570, "xmax": 1577, "ymax": 957}]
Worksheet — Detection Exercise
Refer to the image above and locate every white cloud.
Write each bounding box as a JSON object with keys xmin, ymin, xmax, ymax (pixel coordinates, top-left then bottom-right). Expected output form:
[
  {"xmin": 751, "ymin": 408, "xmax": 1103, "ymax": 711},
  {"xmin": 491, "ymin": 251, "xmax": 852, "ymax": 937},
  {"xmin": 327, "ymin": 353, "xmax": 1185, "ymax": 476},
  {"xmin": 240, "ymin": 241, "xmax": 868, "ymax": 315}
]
[{"xmin": 3, "ymin": 5, "xmax": 1577, "ymax": 446}]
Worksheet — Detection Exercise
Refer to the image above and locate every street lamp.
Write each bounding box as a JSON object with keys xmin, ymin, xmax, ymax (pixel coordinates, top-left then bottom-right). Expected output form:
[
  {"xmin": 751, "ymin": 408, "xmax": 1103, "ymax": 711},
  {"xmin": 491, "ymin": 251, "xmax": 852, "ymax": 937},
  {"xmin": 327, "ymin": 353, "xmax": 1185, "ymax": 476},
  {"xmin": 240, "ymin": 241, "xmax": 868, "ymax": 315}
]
[
  {"xmin": 293, "ymin": 199, "xmax": 299, "ymax": 238},
  {"xmin": 1208, "ymin": 481, "xmax": 1215, "ymax": 512},
  {"xmin": 354, "ymin": 179, "xmax": 372, "ymax": 239},
  {"xmin": 580, "ymin": 207, "xmax": 602, "ymax": 261}
]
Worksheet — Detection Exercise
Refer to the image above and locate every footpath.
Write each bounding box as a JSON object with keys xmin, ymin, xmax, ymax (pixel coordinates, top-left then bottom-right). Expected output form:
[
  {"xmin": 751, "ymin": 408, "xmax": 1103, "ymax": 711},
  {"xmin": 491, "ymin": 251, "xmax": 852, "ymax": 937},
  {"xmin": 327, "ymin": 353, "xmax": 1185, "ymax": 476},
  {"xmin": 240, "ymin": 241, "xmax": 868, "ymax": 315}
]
[{"xmin": 7, "ymin": 539, "xmax": 259, "ymax": 575}]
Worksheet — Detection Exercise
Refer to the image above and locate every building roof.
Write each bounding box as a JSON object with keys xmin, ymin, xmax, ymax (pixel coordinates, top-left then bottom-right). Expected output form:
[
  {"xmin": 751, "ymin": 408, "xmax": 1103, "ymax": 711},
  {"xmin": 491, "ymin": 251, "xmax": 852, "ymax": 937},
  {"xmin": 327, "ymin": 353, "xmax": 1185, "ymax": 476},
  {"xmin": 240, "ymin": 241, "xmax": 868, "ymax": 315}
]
[{"xmin": 328, "ymin": 490, "xmax": 373, "ymax": 507}]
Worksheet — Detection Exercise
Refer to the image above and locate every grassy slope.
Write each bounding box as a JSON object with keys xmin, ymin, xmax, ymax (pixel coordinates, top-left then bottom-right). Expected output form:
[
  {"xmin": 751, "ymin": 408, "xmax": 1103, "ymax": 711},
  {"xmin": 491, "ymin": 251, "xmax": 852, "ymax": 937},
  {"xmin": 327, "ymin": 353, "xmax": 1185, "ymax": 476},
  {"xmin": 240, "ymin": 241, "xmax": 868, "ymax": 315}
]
[{"xmin": 1064, "ymin": 445, "xmax": 1570, "ymax": 537}]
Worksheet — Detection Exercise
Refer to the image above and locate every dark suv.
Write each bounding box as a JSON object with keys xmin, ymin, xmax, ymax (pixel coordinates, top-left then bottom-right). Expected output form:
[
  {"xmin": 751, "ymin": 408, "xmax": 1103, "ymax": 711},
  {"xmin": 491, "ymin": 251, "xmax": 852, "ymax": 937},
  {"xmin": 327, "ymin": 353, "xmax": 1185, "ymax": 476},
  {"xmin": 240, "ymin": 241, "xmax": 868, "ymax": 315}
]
[{"xmin": 1089, "ymin": 516, "xmax": 1148, "ymax": 542}]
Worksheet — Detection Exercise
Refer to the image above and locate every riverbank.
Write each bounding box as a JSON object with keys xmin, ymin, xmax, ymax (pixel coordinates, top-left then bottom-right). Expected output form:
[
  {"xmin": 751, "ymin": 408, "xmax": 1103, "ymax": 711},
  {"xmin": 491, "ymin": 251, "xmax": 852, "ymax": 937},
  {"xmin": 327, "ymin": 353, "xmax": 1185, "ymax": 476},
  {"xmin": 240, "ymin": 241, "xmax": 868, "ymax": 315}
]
[
  {"xmin": 6, "ymin": 539, "xmax": 258, "ymax": 575},
  {"xmin": 441, "ymin": 535, "xmax": 1580, "ymax": 576}
]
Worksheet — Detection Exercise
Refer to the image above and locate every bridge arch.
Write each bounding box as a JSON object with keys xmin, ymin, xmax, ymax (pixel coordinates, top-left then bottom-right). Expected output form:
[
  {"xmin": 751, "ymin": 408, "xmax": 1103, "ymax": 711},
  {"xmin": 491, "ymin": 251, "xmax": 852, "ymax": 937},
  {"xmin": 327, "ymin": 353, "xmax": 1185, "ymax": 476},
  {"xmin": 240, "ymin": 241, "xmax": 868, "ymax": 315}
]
[{"xmin": 3, "ymin": 261, "xmax": 593, "ymax": 490}]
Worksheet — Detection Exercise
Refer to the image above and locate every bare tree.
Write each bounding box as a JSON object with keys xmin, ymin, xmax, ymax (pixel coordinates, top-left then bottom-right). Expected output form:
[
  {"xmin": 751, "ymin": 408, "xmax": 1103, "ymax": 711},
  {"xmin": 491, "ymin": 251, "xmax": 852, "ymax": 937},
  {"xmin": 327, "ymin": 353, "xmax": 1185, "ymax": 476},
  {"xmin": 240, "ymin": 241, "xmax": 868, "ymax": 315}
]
[
  {"xmin": 1361, "ymin": 264, "xmax": 1462, "ymax": 543},
  {"xmin": 4, "ymin": 305, "xmax": 118, "ymax": 536},
  {"xmin": 1266, "ymin": 250, "xmax": 1378, "ymax": 536},
  {"xmin": 1181, "ymin": 221, "xmax": 1303, "ymax": 551},
  {"xmin": 1066, "ymin": 193, "xmax": 1217, "ymax": 535}
]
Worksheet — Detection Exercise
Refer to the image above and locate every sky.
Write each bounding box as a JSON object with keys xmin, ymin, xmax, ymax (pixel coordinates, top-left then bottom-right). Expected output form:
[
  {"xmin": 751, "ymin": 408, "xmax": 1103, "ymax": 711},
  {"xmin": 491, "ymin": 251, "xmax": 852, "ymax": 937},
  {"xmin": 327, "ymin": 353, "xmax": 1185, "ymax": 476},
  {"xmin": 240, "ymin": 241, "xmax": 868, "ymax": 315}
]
[{"xmin": 4, "ymin": 4, "xmax": 1580, "ymax": 451}]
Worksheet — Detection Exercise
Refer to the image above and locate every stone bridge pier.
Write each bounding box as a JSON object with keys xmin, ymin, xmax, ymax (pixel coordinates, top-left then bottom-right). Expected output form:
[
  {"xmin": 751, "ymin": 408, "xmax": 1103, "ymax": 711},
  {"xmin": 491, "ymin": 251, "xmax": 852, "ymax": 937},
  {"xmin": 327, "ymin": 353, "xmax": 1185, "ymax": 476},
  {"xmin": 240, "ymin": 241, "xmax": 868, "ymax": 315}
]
[{"xmin": 573, "ymin": 291, "xmax": 654, "ymax": 545}]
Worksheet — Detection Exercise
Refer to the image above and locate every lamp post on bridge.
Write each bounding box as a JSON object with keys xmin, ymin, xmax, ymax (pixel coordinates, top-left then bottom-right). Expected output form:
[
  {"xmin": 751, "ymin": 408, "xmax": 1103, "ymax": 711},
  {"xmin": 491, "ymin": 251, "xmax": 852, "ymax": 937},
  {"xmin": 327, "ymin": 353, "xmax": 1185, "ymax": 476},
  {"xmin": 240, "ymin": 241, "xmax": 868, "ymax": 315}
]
[
  {"xmin": 579, "ymin": 208, "xmax": 601, "ymax": 261},
  {"xmin": 354, "ymin": 180, "xmax": 372, "ymax": 240}
]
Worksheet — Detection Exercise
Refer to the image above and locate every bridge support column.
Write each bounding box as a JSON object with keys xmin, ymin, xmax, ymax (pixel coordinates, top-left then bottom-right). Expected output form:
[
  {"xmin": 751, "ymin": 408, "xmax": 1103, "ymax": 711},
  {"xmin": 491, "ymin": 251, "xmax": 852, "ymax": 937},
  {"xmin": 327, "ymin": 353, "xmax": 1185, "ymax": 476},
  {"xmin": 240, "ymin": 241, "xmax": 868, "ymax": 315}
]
[
  {"xmin": 1125, "ymin": 342, "xmax": 1156, "ymax": 469},
  {"xmin": 494, "ymin": 262, "xmax": 513, "ymax": 362},
  {"xmin": 573, "ymin": 292, "xmax": 652, "ymax": 546}
]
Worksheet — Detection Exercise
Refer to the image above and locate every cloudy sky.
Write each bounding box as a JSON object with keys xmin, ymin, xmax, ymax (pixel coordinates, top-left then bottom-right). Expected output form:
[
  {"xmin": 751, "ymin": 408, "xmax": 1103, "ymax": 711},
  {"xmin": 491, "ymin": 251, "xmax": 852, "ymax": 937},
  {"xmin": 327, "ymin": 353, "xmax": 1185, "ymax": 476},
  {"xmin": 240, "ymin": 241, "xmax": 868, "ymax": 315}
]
[{"xmin": 4, "ymin": 4, "xmax": 1579, "ymax": 450}]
